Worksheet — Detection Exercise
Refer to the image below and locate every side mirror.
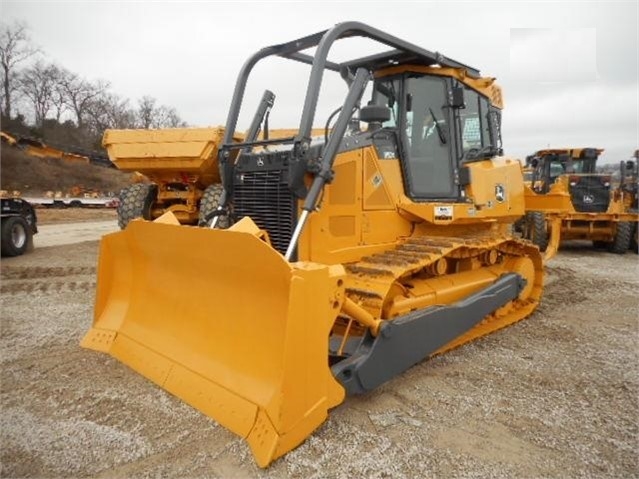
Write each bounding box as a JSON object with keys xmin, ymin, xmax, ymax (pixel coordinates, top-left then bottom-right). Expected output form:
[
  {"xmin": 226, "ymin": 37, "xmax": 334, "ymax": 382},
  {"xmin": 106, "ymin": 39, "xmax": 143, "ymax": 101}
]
[
  {"xmin": 530, "ymin": 158, "xmax": 539, "ymax": 168},
  {"xmin": 451, "ymin": 85, "xmax": 465, "ymax": 109}
]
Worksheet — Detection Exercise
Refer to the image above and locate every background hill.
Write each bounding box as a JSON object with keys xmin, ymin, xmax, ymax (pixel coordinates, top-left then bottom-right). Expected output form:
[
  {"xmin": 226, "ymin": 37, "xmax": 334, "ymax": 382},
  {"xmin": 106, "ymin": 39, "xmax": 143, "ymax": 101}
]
[{"xmin": 1, "ymin": 146, "xmax": 132, "ymax": 195}]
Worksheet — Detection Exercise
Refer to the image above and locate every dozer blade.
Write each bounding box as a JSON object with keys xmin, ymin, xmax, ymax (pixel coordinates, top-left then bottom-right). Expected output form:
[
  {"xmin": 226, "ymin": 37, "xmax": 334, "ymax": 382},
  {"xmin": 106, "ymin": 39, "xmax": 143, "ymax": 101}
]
[{"xmin": 81, "ymin": 217, "xmax": 347, "ymax": 467}]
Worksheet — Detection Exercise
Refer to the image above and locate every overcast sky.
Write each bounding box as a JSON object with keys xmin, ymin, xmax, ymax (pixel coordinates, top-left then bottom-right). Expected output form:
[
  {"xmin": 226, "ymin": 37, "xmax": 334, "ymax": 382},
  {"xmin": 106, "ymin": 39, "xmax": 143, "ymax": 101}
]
[{"xmin": 3, "ymin": 1, "xmax": 638, "ymax": 164}]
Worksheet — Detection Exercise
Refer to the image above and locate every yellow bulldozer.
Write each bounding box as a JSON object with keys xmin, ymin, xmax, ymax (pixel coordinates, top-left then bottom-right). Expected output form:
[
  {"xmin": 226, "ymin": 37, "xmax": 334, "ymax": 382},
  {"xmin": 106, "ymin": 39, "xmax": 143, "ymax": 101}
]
[
  {"xmin": 81, "ymin": 22, "xmax": 544, "ymax": 467},
  {"xmin": 521, "ymin": 148, "xmax": 638, "ymax": 257}
]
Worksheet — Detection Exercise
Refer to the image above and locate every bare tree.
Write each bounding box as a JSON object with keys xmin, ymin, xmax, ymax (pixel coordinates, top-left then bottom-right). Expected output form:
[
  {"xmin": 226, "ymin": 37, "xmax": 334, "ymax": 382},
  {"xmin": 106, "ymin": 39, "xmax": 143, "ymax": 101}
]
[
  {"xmin": 153, "ymin": 105, "xmax": 186, "ymax": 128},
  {"xmin": 136, "ymin": 95, "xmax": 186, "ymax": 129},
  {"xmin": 59, "ymin": 69, "xmax": 109, "ymax": 129},
  {"xmin": 0, "ymin": 21, "xmax": 39, "ymax": 118},
  {"xmin": 137, "ymin": 95, "xmax": 156, "ymax": 129},
  {"xmin": 86, "ymin": 92, "xmax": 136, "ymax": 133},
  {"xmin": 19, "ymin": 60, "xmax": 60, "ymax": 127},
  {"xmin": 50, "ymin": 68, "xmax": 68, "ymax": 122}
]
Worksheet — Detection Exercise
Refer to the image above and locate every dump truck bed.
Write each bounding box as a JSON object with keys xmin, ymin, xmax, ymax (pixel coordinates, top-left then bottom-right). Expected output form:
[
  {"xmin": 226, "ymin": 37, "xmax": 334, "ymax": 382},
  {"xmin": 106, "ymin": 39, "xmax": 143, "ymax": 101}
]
[{"xmin": 103, "ymin": 127, "xmax": 228, "ymax": 186}]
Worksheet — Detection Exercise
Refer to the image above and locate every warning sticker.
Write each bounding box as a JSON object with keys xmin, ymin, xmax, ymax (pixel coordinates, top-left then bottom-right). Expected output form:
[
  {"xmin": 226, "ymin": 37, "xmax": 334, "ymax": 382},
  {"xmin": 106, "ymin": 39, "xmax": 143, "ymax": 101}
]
[
  {"xmin": 371, "ymin": 173, "xmax": 383, "ymax": 189},
  {"xmin": 434, "ymin": 206, "xmax": 453, "ymax": 220}
]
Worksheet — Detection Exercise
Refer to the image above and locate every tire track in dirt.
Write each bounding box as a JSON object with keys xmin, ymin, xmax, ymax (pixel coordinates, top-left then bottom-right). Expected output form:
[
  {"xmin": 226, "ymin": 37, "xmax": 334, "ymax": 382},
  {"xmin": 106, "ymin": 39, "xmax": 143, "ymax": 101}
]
[
  {"xmin": 1, "ymin": 280, "xmax": 96, "ymax": 296},
  {"xmin": 542, "ymin": 265, "xmax": 635, "ymax": 309},
  {"xmin": 0, "ymin": 266, "xmax": 96, "ymax": 280},
  {"xmin": 1, "ymin": 265, "xmax": 96, "ymax": 296}
]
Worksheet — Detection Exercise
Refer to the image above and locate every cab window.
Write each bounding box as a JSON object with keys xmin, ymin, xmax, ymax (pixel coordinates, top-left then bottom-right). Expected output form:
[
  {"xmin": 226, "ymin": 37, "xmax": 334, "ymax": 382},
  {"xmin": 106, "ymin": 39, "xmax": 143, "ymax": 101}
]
[
  {"xmin": 460, "ymin": 89, "xmax": 492, "ymax": 154},
  {"xmin": 403, "ymin": 75, "xmax": 455, "ymax": 198}
]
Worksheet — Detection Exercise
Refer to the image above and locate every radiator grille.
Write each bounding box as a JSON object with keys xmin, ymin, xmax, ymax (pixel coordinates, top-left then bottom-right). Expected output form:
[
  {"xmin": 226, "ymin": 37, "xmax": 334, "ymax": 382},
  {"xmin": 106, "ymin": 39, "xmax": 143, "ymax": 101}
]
[
  {"xmin": 233, "ymin": 170, "xmax": 296, "ymax": 255},
  {"xmin": 569, "ymin": 176, "xmax": 610, "ymax": 213}
]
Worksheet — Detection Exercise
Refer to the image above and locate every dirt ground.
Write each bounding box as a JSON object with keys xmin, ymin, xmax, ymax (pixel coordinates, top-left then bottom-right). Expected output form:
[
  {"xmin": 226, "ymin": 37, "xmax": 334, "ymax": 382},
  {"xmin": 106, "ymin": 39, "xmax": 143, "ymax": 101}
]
[
  {"xmin": 0, "ymin": 234, "xmax": 637, "ymax": 478},
  {"xmin": 35, "ymin": 208, "xmax": 117, "ymax": 225}
]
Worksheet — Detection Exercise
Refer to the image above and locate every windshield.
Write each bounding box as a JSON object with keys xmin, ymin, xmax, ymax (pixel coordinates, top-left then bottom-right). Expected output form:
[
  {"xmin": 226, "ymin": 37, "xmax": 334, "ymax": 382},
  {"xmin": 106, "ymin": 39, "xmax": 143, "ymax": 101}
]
[{"xmin": 571, "ymin": 159, "xmax": 597, "ymax": 174}]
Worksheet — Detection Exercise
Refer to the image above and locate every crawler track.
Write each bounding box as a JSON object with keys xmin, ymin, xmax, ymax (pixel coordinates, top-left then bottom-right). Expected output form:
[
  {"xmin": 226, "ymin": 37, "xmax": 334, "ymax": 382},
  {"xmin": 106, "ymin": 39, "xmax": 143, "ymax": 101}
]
[{"xmin": 341, "ymin": 233, "xmax": 544, "ymax": 353}]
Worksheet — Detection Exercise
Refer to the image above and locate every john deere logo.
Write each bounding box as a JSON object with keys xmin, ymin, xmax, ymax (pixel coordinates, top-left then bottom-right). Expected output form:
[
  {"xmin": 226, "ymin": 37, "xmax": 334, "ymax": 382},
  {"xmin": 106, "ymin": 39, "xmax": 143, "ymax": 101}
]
[
  {"xmin": 257, "ymin": 158, "xmax": 265, "ymax": 167},
  {"xmin": 583, "ymin": 194, "xmax": 595, "ymax": 204},
  {"xmin": 495, "ymin": 184, "xmax": 506, "ymax": 202}
]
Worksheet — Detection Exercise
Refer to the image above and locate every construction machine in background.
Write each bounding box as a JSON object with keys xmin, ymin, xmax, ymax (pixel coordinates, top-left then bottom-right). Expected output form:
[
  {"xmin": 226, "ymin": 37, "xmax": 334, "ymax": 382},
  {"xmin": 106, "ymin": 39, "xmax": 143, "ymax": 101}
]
[
  {"xmin": 620, "ymin": 150, "xmax": 638, "ymax": 252},
  {"xmin": 81, "ymin": 22, "xmax": 543, "ymax": 467},
  {"xmin": 104, "ymin": 127, "xmax": 241, "ymax": 228},
  {"xmin": 106, "ymin": 119, "xmax": 324, "ymax": 228},
  {"xmin": 522, "ymin": 148, "xmax": 638, "ymax": 258}
]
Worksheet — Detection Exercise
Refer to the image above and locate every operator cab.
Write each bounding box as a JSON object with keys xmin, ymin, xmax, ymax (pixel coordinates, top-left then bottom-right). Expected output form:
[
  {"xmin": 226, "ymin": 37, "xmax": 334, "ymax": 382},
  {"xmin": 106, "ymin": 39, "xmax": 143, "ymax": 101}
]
[{"xmin": 365, "ymin": 71, "xmax": 503, "ymax": 201}]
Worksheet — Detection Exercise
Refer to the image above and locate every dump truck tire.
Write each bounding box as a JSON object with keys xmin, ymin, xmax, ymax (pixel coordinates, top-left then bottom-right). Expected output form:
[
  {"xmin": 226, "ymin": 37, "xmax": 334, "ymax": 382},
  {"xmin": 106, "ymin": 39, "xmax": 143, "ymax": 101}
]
[
  {"xmin": 609, "ymin": 222, "xmax": 632, "ymax": 254},
  {"xmin": 525, "ymin": 212, "xmax": 548, "ymax": 252},
  {"xmin": 198, "ymin": 184, "xmax": 229, "ymax": 228},
  {"xmin": 630, "ymin": 223, "xmax": 638, "ymax": 253},
  {"xmin": 117, "ymin": 184, "xmax": 155, "ymax": 229},
  {"xmin": 1, "ymin": 216, "xmax": 31, "ymax": 257}
]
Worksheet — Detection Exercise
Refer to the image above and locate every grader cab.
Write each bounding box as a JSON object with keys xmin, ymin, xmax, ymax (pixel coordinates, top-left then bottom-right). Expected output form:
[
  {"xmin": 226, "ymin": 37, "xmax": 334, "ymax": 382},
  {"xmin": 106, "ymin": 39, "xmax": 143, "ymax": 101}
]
[{"xmin": 82, "ymin": 22, "xmax": 543, "ymax": 467}]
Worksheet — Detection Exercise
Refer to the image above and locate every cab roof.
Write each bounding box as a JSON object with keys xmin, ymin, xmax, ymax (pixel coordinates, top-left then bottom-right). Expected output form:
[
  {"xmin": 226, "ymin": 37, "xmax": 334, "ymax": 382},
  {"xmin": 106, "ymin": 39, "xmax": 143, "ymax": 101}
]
[{"xmin": 534, "ymin": 148, "xmax": 604, "ymax": 159}]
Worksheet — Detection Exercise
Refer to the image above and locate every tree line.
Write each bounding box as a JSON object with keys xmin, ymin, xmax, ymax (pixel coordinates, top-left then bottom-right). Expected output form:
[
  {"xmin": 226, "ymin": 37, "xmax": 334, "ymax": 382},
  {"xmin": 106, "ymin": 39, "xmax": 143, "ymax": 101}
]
[{"xmin": 0, "ymin": 21, "xmax": 187, "ymax": 151}]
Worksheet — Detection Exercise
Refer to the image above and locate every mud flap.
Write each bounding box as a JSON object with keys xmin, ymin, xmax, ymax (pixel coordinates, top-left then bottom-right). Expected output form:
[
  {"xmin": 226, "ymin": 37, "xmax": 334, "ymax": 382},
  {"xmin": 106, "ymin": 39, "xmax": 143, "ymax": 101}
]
[{"xmin": 81, "ymin": 217, "xmax": 346, "ymax": 467}]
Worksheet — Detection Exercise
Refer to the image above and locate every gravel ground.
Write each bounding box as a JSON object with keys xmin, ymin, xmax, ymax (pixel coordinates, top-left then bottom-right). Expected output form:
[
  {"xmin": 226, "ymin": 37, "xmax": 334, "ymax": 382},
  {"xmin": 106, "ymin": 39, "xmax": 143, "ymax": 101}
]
[
  {"xmin": 35, "ymin": 209, "xmax": 117, "ymax": 225},
  {"xmin": 34, "ymin": 221, "xmax": 119, "ymax": 248},
  {"xmin": 1, "ymin": 238, "xmax": 637, "ymax": 478}
]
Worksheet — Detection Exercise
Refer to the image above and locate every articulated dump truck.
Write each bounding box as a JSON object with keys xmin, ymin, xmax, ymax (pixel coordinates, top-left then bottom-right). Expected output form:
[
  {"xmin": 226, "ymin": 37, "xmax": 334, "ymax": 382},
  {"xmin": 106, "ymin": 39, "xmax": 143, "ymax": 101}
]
[
  {"xmin": 105, "ymin": 122, "xmax": 325, "ymax": 228},
  {"xmin": 103, "ymin": 127, "xmax": 238, "ymax": 228},
  {"xmin": 82, "ymin": 22, "xmax": 544, "ymax": 467}
]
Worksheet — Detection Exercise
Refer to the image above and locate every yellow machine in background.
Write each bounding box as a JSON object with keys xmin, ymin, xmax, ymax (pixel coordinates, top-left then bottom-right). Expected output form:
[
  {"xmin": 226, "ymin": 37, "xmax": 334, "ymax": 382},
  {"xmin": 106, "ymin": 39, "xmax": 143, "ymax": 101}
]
[
  {"xmin": 522, "ymin": 148, "xmax": 638, "ymax": 257},
  {"xmin": 106, "ymin": 119, "xmax": 326, "ymax": 228},
  {"xmin": 1, "ymin": 130, "xmax": 90, "ymax": 163},
  {"xmin": 82, "ymin": 22, "xmax": 543, "ymax": 467},
  {"xmin": 620, "ymin": 150, "xmax": 638, "ymax": 252},
  {"xmin": 104, "ymin": 127, "xmax": 238, "ymax": 227}
]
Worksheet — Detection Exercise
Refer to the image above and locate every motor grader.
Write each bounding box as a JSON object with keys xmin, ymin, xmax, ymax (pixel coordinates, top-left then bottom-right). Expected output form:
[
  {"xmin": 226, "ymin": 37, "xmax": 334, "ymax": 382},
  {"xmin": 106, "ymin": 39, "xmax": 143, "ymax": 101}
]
[
  {"xmin": 522, "ymin": 148, "xmax": 638, "ymax": 257},
  {"xmin": 81, "ymin": 22, "xmax": 543, "ymax": 468}
]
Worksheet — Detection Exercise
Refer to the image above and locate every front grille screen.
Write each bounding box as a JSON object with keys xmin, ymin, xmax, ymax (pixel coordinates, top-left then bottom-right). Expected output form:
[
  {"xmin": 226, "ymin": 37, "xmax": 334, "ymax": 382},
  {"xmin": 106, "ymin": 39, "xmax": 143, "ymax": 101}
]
[
  {"xmin": 233, "ymin": 170, "xmax": 296, "ymax": 255},
  {"xmin": 569, "ymin": 176, "xmax": 610, "ymax": 213}
]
